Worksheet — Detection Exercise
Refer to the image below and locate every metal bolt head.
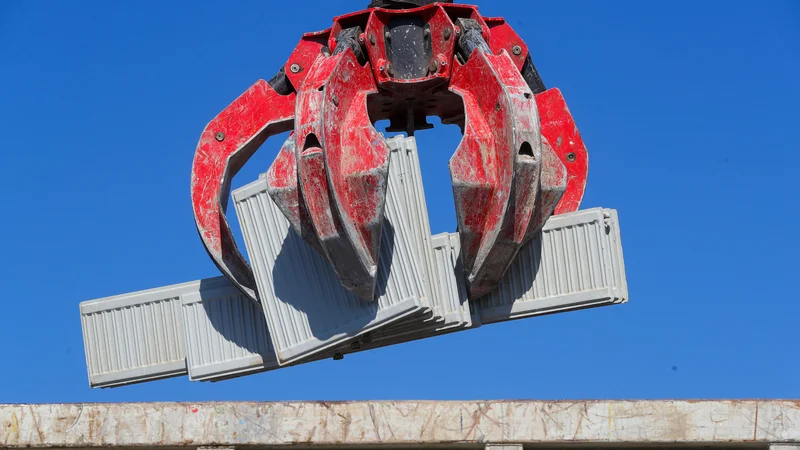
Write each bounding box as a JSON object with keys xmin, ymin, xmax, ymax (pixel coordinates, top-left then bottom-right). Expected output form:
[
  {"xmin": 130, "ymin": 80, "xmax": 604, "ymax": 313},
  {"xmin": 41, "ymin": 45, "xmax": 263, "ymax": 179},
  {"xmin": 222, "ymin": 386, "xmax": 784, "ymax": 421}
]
[
  {"xmin": 384, "ymin": 31, "xmax": 391, "ymax": 40},
  {"xmin": 379, "ymin": 65, "xmax": 386, "ymax": 73},
  {"xmin": 440, "ymin": 60, "xmax": 447, "ymax": 67},
  {"xmin": 358, "ymin": 35, "xmax": 365, "ymax": 44},
  {"xmin": 455, "ymin": 26, "xmax": 461, "ymax": 35},
  {"xmin": 443, "ymin": 28, "xmax": 452, "ymax": 40},
  {"xmin": 512, "ymin": 45, "xmax": 523, "ymax": 56},
  {"xmin": 290, "ymin": 63, "xmax": 301, "ymax": 73},
  {"xmin": 369, "ymin": 34, "xmax": 376, "ymax": 45},
  {"xmin": 566, "ymin": 152, "xmax": 577, "ymax": 162},
  {"xmin": 429, "ymin": 60, "xmax": 439, "ymax": 74},
  {"xmin": 215, "ymin": 132, "xmax": 225, "ymax": 142},
  {"xmin": 333, "ymin": 353, "xmax": 344, "ymax": 361}
]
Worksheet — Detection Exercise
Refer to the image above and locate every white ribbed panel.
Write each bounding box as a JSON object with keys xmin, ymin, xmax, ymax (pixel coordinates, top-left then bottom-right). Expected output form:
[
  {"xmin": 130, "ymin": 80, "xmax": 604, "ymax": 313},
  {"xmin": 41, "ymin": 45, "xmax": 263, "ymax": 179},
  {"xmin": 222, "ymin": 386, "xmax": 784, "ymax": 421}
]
[
  {"xmin": 80, "ymin": 282, "xmax": 191, "ymax": 388},
  {"xmin": 607, "ymin": 209, "xmax": 629, "ymax": 303},
  {"xmin": 476, "ymin": 207, "xmax": 628, "ymax": 323},
  {"xmin": 431, "ymin": 232, "xmax": 472, "ymax": 329},
  {"xmin": 390, "ymin": 137, "xmax": 436, "ymax": 313},
  {"xmin": 233, "ymin": 136, "xmax": 431, "ymax": 365},
  {"xmin": 181, "ymin": 282, "xmax": 277, "ymax": 381}
]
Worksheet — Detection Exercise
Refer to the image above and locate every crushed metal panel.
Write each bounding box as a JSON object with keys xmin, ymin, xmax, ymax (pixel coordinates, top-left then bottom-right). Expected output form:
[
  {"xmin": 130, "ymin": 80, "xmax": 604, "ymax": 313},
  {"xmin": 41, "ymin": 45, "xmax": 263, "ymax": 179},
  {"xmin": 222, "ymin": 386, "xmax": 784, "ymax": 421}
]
[
  {"xmin": 79, "ymin": 283, "xmax": 188, "ymax": 388},
  {"xmin": 233, "ymin": 178, "xmax": 424, "ymax": 365},
  {"xmin": 391, "ymin": 136, "xmax": 438, "ymax": 319},
  {"xmin": 312, "ymin": 231, "xmax": 477, "ymax": 360},
  {"xmin": 476, "ymin": 207, "xmax": 628, "ymax": 323},
  {"xmin": 181, "ymin": 279, "xmax": 278, "ymax": 381},
  {"xmin": 232, "ymin": 137, "xmax": 434, "ymax": 365},
  {"xmin": 371, "ymin": 232, "xmax": 473, "ymax": 344},
  {"xmin": 431, "ymin": 232, "xmax": 473, "ymax": 330},
  {"xmin": 334, "ymin": 140, "xmax": 473, "ymax": 352}
]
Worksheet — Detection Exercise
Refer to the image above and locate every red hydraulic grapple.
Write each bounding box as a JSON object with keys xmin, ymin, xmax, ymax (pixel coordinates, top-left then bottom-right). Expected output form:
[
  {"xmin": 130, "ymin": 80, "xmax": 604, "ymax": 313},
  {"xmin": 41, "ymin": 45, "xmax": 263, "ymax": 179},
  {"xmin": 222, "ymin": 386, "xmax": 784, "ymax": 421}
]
[{"xmin": 191, "ymin": 0, "xmax": 589, "ymax": 304}]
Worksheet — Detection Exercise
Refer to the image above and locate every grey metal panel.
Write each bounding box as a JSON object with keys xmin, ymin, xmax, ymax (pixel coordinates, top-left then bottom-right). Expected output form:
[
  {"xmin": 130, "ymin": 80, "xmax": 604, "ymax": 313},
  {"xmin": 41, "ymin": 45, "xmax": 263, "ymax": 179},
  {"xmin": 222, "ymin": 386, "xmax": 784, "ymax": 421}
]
[
  {"xmin": 391, "ymin": 137, "xmax": 437, "ymax": 316},
  {"xmin": 431, "ymin": 232, "xmax": 473, "ymax": 330},
  {"xmin": 607, "ymin": 209, "xmax": 629, "ymax": 303},
  {"xmin": 371, "ymin": 232, "xmax": 471, "ymax": 344},
  {"xmin": 476, "ymin": 207, "xmax": 628, "ymax": 323},
  {"xmin": 80, "ymin": 283, "xmax": 190, "ymax": 388},
  {"xmin": 181, "ymin": 280, "xmax": 278, "ymax": 381},
  {"xmin": 314, "ymin": 231, "xmax": 476, "ymax": 359},
  {"xmin": 232, "ymin": 136, "xmax": 432, "ymax": 365}
]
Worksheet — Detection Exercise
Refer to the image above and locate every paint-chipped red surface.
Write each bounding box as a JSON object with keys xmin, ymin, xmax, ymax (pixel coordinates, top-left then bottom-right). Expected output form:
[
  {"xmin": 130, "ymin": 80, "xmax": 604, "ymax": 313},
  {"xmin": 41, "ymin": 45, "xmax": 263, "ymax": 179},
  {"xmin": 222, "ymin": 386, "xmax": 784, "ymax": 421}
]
[
  {"xmin": 192, "ymin": 3, "xmax": 589, "ymax": 302},
  {"xmin": 537, "ymin": 88, "xmax": 589, "ymax": 215},
  {"xmin": 190, "ymin": 80, "xmax": 294, "ymax": 302}
]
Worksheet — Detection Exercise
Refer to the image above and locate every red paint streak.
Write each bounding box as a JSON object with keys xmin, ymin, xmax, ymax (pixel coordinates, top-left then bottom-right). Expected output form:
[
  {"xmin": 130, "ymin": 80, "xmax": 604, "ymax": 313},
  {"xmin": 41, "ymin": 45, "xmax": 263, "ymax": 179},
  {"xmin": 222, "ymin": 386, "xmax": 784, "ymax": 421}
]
[{"xmin": 536, "ymin": 88, "xmax": 589, "ymax": 214}]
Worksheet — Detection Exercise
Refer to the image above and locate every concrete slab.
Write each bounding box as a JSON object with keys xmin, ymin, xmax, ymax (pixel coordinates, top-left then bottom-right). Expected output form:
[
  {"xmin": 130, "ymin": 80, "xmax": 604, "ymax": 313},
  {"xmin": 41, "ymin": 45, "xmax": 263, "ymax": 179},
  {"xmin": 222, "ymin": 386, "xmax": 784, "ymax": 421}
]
[{"xmin": 1, "ymin": 400, "xmax": 798, "ymax": 448}]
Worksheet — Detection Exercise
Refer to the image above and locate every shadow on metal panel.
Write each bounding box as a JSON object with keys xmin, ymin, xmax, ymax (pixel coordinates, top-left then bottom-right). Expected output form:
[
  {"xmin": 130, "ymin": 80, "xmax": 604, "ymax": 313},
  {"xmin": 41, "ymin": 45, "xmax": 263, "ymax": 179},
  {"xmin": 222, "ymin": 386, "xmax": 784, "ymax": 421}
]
[{"xmin": 271, "ymin": 222, "xmax": 397, "ymax": 340}]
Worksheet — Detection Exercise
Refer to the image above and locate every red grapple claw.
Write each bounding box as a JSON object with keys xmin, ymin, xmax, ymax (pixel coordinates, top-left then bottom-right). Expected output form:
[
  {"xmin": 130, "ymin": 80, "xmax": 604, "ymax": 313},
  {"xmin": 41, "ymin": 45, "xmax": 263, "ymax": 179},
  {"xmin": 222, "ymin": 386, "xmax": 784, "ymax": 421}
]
[
  {"xmin": 268, "ymin": 49, "xmax": 390, "ymax": 301},
  {"xmin": 266, "ymin": 134, "xmax": 324, "ymax": 255},
  {"xmin": 195, "ymin": 3, "xmax": 589, "ymax": 303},
  {"xmin": 191, "ymin": 80, "xmax": 295, "ymax": 302},
  {"xmin": 536, "ymin": 88, "xmax": 588, "ymax": 215},
  {"xmin": 450, "ymin": 50, "xmax": 561, "ymax": 300}
]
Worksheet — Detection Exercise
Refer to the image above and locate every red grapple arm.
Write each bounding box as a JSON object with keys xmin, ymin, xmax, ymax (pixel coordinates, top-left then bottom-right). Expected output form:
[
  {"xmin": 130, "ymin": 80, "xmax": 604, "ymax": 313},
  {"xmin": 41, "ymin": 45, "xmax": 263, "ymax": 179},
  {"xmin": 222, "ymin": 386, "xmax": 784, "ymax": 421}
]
[
  {"xmin": 195, "ymin": 2, "xmax": 590, "ymax": 303},
  {"xmin": 268, "ymin": 30, "xmax": 390, "ymax": 301},
  {"xmin": 191, "ymin": 81, "xmax": 294, "ymax": 302},
  {"xmin": 190, "ymin": 34, "xmax": 326, "ymax": 302},
  {"xmin": 447, "ymin": 17, "xmax": 567, "ymax": 300},
  {"xmin": 484, "ymin": 16, "xmax": 589, "ymax": 215}
]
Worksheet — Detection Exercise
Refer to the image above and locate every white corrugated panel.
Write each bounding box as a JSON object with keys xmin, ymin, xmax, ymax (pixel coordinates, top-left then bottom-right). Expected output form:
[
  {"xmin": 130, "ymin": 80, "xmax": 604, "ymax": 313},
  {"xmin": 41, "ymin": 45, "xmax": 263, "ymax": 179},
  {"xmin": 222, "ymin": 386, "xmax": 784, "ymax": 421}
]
[
  {"xmin": 355, "ymin": 232, "xmax": 473, "ymax": 348},
  {"xmin": 232, "ymin": 136, "xmax": 435, "ymax": 365},
  {"xmin": 476, "ymin": 207, "xmax": 628, "ymax": 323},
  {"xmin": 80, "ymin": 284, "xmax": 188, "ymax": 388},
  {"xmin": 430, "ymin": 232, "xmax": 473, "ymax": 330},
  {"xmin": 308, "ymin": 226, "xmax": 477, "ymax": 360},
  {"xmin": 181, "ymin": 279, "xmax": 278, "ymax": 381},
  {"xmin": 331, "ymin": 140, "xmax": 474, "ymax": 352}
]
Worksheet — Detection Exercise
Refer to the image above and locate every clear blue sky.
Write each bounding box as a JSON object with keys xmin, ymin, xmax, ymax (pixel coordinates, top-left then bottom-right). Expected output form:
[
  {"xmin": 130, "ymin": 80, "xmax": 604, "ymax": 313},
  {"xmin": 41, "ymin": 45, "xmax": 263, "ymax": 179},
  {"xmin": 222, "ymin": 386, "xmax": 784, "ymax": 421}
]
[{"xmin": 1, "ymin": 0, "xmax": 798, "ymax": 403}]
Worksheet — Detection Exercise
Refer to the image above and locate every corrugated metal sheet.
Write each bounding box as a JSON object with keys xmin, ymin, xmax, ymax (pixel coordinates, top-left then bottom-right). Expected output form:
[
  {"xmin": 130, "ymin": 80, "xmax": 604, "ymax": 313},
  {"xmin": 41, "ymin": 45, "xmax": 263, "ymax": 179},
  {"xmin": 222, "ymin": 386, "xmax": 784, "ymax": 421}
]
[
  {"xmin": 331, "ymin": 140, "xmax": 474, "ymax": 352},
  {"xmin": 80, "ymin": 276, "xmax": 280, "ymax": 386},
  {"xmin": 430, "ymin": 232, "xmax": 474, "ymax": 330},
  {"xmin": 80, "ymin": 132, "xmax": 628, "ymax": 385},
  {"xmin": 309, "ymin": 231, "xmax": 475, "ymax": 359},
  {"xmin": 79, "ymin": 205, "xmax": 628, "ymax": 386},
  {"xmin": 80, "ymin": 283, "xmax": 188, "ymax": 388},
  {"xmin": 390, "ymin": 137, "xmax": 437, "ymax": 319},
  {"xmin": 232, "ymin": 136, "xmax": 433, "ymax": 365},
  {"xmin": 181, "ymin": 279, "xmax": 277, "ymax": 381},
  {"xmin": 476, "ymin": 207, "xmax": 628, "ymax": 323}
]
